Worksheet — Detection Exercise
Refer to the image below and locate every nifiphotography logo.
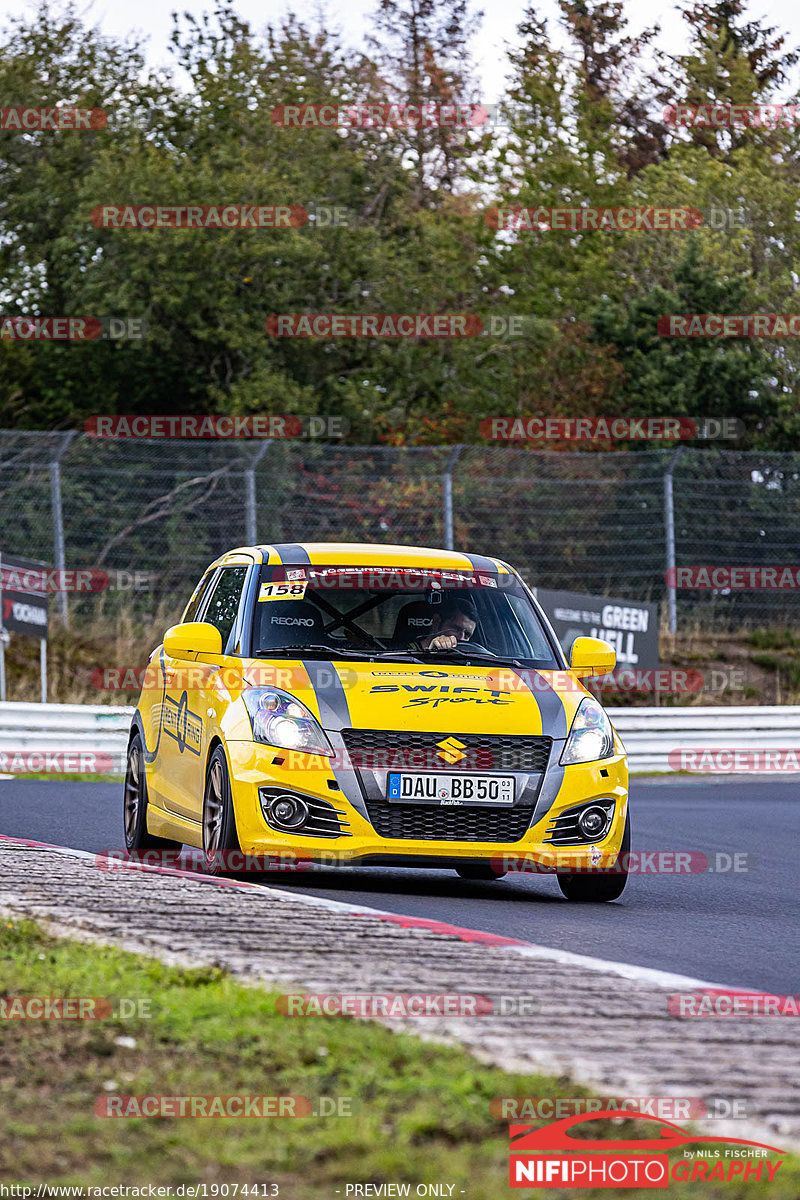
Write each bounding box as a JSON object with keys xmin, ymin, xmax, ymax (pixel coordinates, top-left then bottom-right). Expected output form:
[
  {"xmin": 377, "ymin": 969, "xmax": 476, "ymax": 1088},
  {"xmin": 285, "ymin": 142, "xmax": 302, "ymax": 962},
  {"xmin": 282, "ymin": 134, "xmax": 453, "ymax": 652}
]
[{"xmin": 508, "ymin": 1110, "xmax": 786, "ymax": 1188}]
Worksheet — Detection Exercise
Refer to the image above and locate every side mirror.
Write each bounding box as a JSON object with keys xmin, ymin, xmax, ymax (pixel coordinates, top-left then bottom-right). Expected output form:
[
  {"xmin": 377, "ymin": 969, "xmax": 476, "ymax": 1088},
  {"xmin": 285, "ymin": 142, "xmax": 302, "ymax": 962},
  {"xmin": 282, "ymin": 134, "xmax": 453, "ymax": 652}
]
[
  {"xmin": 569, "ymin": 636, "xmax": 616, "ymax": 677},
  {"xmin": 163, "ymin": 621, "xmax": 223, "ymax": 660}
]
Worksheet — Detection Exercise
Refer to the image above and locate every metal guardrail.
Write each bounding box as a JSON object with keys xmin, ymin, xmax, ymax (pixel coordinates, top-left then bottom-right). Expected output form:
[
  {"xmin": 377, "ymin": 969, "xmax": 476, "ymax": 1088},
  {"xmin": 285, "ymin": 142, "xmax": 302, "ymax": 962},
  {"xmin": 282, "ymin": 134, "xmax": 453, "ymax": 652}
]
[
  {"xmin": 1, "ymin": 702, "xmax": 800, "ymax": 777},
  {"xmin": 0, "ymin": 701, "xmax": 132, "ymax": 775},
  {"xmin": 610, "ymin": 706, "xmax": 800, "ymax": 772}
]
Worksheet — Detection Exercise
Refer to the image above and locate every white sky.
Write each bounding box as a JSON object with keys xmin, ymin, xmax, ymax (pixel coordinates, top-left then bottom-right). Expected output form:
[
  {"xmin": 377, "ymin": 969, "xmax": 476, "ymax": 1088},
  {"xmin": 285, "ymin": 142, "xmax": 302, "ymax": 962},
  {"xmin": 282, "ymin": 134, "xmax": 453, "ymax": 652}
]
[{"xmin": 2, "ymin": 0, "xmax": 799, "ymax": 103}]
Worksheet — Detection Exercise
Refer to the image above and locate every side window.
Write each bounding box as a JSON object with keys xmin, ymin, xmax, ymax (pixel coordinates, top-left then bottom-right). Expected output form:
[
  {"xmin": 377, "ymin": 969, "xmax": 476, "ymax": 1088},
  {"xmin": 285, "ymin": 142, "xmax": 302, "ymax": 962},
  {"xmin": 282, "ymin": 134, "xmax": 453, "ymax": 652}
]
[
  {"xmin": 201, "ymin": 566, "xmax": 249, "ymax": 652},
  {"xmin": 182, "ymin": 569, "xmax": 215, "ymax": 624},
  {"xmin": 505, "ymin": 593, "xmax": 556, "ymax": 660}
]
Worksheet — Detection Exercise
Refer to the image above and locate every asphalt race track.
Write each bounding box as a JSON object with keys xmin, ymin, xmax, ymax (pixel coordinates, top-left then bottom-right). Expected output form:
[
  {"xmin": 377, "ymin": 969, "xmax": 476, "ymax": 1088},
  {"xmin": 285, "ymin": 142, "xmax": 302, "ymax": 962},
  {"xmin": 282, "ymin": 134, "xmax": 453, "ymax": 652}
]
[{"xmin": 0, "ymin": 776, "xmax": 796, "ymax": 994}]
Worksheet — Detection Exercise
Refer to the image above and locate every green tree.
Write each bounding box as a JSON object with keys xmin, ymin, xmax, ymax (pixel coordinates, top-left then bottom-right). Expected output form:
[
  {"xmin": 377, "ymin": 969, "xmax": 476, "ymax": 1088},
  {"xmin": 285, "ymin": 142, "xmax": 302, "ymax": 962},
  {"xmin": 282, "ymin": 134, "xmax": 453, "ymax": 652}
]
[{"xmin": 591, "ymin": 240, "xmax": 781, "ymax": 441}]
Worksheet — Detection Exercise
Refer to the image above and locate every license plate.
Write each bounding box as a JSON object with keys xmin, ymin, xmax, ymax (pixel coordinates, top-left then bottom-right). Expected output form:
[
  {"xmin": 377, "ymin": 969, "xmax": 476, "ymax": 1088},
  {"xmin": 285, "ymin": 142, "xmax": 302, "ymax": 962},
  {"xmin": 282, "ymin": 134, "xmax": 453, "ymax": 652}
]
[{"xmin": 386, "ymin": 772, "xmax": 515, "ymax": 805}]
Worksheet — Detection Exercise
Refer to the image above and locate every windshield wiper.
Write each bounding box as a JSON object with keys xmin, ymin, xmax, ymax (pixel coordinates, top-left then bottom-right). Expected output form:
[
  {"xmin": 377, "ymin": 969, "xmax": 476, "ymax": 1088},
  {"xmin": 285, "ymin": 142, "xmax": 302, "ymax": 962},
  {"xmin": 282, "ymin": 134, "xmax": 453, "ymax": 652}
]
[
  {"xmin": 413, "ymin": 649, "xmax": 526, "ymax": 668},
  {"xmin": 258, "ymin": 645, "xmax": 426, "ymax": 664},
  {"xmin": 370, "ymin": 650, "xmax": 425, "ymax": 663},
  {"xmin": 257, "ymin": 644, "xmax": 377, "ymax": 659}
]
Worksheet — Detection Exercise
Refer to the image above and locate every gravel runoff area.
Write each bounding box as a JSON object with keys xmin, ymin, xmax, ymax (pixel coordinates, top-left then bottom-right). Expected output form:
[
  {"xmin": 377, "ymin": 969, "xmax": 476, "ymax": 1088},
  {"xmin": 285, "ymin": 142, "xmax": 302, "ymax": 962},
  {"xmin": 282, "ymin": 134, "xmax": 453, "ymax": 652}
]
[{"xmin": 1, "ymin": 836, "xmax": 797, "ymax": 1152}]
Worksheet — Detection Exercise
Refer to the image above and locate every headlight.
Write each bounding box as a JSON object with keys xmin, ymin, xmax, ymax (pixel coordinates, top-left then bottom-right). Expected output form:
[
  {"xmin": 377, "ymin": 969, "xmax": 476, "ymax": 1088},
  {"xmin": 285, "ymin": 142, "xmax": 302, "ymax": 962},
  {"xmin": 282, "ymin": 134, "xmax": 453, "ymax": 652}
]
[
  {"xmin": 560, "ymin": 698, "xmax": 615, "ymax": 765},
  {"xmin": 243, "ymin": 688, "xmax": 333, "ymax": 756}
]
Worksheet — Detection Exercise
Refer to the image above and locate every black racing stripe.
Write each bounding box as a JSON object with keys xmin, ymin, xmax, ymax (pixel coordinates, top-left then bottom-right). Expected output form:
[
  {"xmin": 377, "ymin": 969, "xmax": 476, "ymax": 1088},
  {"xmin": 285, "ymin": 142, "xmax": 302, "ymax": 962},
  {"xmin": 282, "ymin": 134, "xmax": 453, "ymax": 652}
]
[
  {"xmin": 301, "ymin": 660, "xmax": 351, "ymax": 730},
  {"xmin": 462, "ymin": 552, "xmax": 499, "ymax": 575},
  {"xmin": 511, "ymin": 667, "xmax": 569, "ymax": 825},
  {"xmin": 512, "ymin": 668, "xmax": 569, "ymax": 741},
  {"xmin": 301, "ymin": 660, "xmax": 368, "ymax": 818},
  {"xmin": 277, "ymin": 543, "xmax": 311, "ymax": 564}
]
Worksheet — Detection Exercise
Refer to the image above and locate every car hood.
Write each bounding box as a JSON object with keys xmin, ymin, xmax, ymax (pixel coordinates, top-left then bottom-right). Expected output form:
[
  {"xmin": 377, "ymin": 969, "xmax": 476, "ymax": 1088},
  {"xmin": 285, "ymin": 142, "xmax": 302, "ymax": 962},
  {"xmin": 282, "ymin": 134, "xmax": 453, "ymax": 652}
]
[{"xmin": 245, "ymin": 658, "xmax": 588, "ymax": 740}]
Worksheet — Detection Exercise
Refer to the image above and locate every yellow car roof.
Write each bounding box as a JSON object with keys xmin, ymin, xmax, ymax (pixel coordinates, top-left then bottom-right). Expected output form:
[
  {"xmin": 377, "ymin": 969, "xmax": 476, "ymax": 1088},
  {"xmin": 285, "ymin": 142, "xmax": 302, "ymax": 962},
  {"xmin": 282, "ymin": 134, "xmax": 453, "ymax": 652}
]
[{"xmin": 216, "ymin": 542, "xmax": 513, "ymax": 573}]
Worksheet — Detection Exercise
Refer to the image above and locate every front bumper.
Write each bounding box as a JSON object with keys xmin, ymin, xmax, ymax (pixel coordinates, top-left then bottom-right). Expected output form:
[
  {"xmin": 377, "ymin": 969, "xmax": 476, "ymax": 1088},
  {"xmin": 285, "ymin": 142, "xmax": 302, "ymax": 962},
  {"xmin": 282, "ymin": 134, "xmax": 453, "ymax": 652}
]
[{"xmin": 223, "ymin": 740, "xmax": 629, "ymax": 870}]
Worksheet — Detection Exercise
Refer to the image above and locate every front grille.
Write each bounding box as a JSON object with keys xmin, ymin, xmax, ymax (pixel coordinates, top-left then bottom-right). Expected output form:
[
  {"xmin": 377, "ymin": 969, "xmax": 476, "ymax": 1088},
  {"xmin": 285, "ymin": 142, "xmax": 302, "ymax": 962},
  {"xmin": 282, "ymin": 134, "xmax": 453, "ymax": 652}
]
[
  {"xmin": 341, "ymin": 730, "xmax": 551, "ymax": 773},
  {"xmin": 364, "ymin": 801, "xmax": 535, "ymax": 842}
]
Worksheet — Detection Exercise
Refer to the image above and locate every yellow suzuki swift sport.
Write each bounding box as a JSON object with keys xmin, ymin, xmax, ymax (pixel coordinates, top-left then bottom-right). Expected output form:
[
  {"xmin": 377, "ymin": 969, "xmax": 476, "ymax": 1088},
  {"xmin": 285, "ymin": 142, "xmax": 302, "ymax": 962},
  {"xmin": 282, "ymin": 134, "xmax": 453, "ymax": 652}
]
[{"xmin": 124, "ymin": 542, "xmax": 630, "ymax": 901}]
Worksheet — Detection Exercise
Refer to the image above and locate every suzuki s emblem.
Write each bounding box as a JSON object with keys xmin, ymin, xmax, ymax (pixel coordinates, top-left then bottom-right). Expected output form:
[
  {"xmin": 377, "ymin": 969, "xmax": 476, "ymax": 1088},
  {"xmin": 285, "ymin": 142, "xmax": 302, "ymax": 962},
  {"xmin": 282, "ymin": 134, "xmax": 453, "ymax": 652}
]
[{"xmin": 436, "ymin": 736, "xmax": 466, "ymax": 764}]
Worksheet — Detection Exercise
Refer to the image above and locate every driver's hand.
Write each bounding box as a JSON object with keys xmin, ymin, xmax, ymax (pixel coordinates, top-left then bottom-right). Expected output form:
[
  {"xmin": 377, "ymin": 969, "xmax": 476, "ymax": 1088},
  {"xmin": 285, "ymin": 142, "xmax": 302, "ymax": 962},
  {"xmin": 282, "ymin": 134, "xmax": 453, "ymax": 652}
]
[{"xmin": 426, "ymin": 633, "xmax": 458, "ymax": 650}]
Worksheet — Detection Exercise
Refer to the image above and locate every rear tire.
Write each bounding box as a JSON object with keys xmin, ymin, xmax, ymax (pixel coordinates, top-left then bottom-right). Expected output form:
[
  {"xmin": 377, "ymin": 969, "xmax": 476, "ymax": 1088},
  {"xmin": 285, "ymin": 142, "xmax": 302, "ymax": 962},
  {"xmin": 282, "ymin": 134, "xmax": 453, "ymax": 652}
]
[
  {"xmin": 456, "ymin": 864, "xmax": 507, "ymax": 881},
  {"xmin": 557, "ymin": 810, "xmax": 631, "ymax": 902},
  {"xmin": 123, "ymin": 732, "xmax": 177, "ymax": 852},
  {"xmin": 202, "ymin": 745, "xmax": 240, "ymax": 875}
]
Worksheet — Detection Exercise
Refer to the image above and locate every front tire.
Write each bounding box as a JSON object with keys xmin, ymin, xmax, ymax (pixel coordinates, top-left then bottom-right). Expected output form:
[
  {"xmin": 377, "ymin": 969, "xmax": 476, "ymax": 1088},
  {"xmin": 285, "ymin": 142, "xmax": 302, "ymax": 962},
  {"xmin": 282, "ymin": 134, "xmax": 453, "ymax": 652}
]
[
  {"xmin": 557, "ymin": 810, "xmax": 631, "ymax": 902},
  {"xmin": 123, "ymin": 732, "xmax": 177, "ymax": 852},
  {"xmin": 202, "ymin": 745, "xmax": 240, "ymax": 874}
]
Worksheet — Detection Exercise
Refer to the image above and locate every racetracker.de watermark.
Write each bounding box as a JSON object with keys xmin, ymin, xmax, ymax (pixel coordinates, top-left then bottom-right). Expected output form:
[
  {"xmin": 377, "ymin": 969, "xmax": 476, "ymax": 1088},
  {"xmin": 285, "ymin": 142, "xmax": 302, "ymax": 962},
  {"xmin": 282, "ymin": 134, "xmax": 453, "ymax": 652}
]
[
  {"xmin": 95, "ymin": 1095, "xmax": 352, "ymax": 1118},
  {"xmin": 0, "ymin": 316, "xmax": 146, "ymax": 341},
  {"xmin": 668, "ymin": 748, "xmax": 800, "ymax": 773},
  {"xmin": 84, "ymin": 415, "xmax": 348, "ymax": 438},
  {"xmin": 1, "ymin": 106, "xmax": 106, "ymax": 130},
  {"xmin": 668, "ymin": 992, "xmax": 800, "ymax": 1017},
  {"xmin": 88, "ymin": 666, "xmax": 749, "ymax": 702},
  {"xmin": 266, "ymin": 314, "xmax": 483, "ymax": 337},
  {"xmin": 486, "ymin": 206, "xmax": 702, "ymax": 231},
  {"xmin": 490, "ymin": 851, "xmax": 753, "ymax": 875},
  {"xmin": 95, "ymin": 848, "xmax": 756, "ymax": 876},
  {"xmin": 659, "ymin": 314, "xmax": 800, "ymax": 337},
  {"xmin": 491, "ymin": 1096, "xmax": 750, "ymax": 1120},
  {"xmin": 0, "ymin": 751, "xmax": 115, "ymax": 774},
  {"xmin": 666, "ymin": 565, "xmax": 800, "ymax": 589},
  {"xmin": 90, "ymin": 205, "xmax": 308, "ymax": 229},
  {"xmin": 0, "ymin": 997, "xmax": 153, "ymax": 1020},
  {"xmin": 270, "ymin": 103, "xmax": 488, "ymax": 128},
  {"xmin": 0, "ymin": 566, "xmax": 108, "ymax": 593},
  {"xmin": 479, "ymin": 417, "xmax": 741, "ymax": 441},
  {"xmin": 588, "ymin": 668, "xmax": 739, "ymax": 695},
  {"xmin": 664, "ymin": 103, "xmax": 800, "ymax": 127},
  {"xmin": 2, "ymin": 317, "xmax": 93, "ymax": 340},
  {"xmin": 277, "ymin": 993, "xmax": 537, "ymax": 1017}
]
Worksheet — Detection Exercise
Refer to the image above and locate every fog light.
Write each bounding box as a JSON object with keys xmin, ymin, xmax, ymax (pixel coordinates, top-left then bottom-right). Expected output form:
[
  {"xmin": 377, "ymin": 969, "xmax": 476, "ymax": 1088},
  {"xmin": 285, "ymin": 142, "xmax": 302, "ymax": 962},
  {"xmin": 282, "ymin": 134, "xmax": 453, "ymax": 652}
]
[
  {"xmin": 267, "ymin": 794, "xmax": 309, "ymax": 831},
  {"xmin": 577, "ymin": 805, "xmax": 610, "ymax": 840}
]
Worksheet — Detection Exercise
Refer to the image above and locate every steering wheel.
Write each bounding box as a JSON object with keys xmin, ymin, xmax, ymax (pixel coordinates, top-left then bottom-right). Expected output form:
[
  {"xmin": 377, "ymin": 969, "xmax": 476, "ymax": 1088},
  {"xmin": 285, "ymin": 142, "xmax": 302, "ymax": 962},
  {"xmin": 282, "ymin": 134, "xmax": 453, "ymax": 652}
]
[{"xmin": 449, "ymin": 640, "xmax": 495, "ymax": 656}]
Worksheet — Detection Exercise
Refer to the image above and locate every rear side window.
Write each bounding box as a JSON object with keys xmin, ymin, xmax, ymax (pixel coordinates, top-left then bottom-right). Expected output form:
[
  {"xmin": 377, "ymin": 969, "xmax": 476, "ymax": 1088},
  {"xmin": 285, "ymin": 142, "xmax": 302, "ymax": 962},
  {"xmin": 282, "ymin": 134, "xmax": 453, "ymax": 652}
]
[
  {"xmin": 202, "ymin": 566, "xmax": 249, "ymax": 651},
  {"xmin": 182, "ymin": 569, "xmax": 215, "ymax": 624}
]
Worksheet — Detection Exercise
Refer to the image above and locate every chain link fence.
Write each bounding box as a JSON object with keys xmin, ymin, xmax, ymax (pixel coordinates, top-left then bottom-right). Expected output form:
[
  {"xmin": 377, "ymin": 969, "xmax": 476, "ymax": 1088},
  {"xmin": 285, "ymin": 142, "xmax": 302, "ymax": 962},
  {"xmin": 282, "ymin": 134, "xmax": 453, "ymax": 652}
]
[{"xmin": 1, "ymin": 431, "xmax": 799, "ymax": 630}]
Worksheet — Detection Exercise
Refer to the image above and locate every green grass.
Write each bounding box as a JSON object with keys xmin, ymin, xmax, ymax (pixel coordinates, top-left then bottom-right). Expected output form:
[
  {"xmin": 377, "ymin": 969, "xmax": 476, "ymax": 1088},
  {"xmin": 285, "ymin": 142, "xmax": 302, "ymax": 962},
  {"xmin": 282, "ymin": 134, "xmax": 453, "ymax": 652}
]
[
  {"xmin": 749, "ymin": 651, "xmax": 800, "ymax": 692},
  {"xmin": 747, "ymin": 629, "xmax": 800, "ymax": 651},
  {"xmin": 0, "ymin": 919, "xmax": 797, "ymax": 1197}
]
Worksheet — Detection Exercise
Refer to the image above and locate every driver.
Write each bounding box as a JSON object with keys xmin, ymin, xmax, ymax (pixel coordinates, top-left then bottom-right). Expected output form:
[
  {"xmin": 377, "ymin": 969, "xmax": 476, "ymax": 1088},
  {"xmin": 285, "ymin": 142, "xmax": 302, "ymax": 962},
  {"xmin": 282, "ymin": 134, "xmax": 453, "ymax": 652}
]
[{"xmin": 408, "ymin": 597, "xmax": 477, "ymax": 652}]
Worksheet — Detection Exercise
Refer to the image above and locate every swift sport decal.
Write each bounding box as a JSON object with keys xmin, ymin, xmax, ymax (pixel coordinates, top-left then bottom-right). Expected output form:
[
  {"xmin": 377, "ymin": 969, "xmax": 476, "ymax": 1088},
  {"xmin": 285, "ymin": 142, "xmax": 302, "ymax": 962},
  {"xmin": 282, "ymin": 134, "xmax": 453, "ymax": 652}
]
[{"xmin": 369, "ymin": 682, "xmax": 513, "ymax": 709}]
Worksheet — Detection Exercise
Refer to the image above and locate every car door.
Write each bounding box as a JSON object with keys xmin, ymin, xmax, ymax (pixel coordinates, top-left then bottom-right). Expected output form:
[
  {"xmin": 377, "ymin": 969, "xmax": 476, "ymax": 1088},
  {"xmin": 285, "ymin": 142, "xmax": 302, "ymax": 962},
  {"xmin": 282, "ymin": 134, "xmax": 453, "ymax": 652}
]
[
  {"xmin": 146, "ymin": 565, "xmax": 218, "ymax": 815},
  {"xmin": 163, "ymin": 559, "xmax": 252, "ymax": 822}
]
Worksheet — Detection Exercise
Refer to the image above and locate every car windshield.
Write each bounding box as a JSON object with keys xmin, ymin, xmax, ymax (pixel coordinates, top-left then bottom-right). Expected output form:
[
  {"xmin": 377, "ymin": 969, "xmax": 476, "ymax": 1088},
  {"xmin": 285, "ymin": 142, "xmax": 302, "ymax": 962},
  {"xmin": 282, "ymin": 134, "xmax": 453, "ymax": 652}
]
[{"xmin": 252, "ymin": 565, "xmax": 561, "ymax": 668}]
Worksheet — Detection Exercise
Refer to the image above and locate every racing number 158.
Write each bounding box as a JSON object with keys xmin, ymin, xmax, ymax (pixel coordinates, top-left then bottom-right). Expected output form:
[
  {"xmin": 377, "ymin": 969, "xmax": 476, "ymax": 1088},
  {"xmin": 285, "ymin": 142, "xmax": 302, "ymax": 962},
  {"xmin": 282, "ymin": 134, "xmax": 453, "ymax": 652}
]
[{"xmin": 260, "ymin": 582, "xmax": 307, "ymax": 601}]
